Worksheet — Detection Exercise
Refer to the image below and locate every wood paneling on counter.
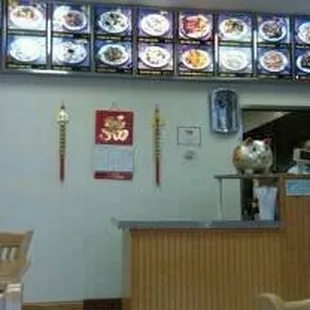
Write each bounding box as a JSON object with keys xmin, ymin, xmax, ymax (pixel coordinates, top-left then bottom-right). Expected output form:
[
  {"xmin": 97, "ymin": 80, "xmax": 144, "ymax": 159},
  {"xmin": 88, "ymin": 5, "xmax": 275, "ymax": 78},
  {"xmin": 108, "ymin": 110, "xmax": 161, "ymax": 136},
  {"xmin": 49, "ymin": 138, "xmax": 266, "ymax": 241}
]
[
  {"xmin": 127, "ymin": 228, "xmax": 283, "ymax": 310},
  {"xmin": 123, "ymin": 177, "xmax": 310, "ymax": 310}
]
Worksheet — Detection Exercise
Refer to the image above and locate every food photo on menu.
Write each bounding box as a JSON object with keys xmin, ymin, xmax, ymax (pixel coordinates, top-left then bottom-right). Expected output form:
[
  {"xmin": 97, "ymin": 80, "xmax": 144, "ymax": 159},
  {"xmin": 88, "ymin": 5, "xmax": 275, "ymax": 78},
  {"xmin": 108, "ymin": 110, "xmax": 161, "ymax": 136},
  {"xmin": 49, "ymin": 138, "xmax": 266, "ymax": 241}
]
[
  {"xmin": 53, "ymin": 4, "xmax": 90, "ymax": 34},
  {"xmin": 178, "ymin": 45, "xmax": 213, "ymax": 76},
  {"xmin": 295, "ymin": 16, "xmax": 310, "ymax": 45},
  {"xmin": 95, "ymin": 5, "xmax": 132, "ymax": 37},
  {"xmin": 257, "ymin": 14, "xmax": 290, "ymax": 44},
  {"xmin": 52, "ymin": 38, "xmax": 90, "ymax": 71},
  {"xmin": 257, "ymin": 47, "xmax": 291, "ymax": 76},
  {"xmin": 178, "ymin": 11, "xmax": 213, "ymax": 41},
  {"xmin": 218, "ymin": 12, "xmax": 252, "ymax": 42},
  {"xmin": 138, "ymin": 8, "xmax": 173, "ymax": 39},
  {"xmin": 6, "ymin": 35, "xmax": 46, "ymax": 69},
  {"xmin": 7, "ymin": 0, "xmax": 46, "ymax": 31},
  {"xmin": 218, "ymin": 46, "xmax": 252, "ymax": 75},
  {"xmin": 138, "ymin": 42, "xmax": 173, "ymax": 75},
  {"xmin": 95, "ymin": 40, "xmax": 132, "ymax": 73},
  {"xmin": 295, "ymin": 48, "xmax": 310, "ymax": 78}
]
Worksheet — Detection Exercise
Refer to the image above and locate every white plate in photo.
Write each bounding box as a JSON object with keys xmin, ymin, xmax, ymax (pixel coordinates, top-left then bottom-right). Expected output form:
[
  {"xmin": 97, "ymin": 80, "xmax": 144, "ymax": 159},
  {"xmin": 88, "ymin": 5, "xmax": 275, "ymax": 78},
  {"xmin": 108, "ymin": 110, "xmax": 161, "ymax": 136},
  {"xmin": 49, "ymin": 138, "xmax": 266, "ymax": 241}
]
[
  {"xmin": 181, "ymin": 49, "xmax": 211, "ymax": 70},
  {"xmin": 61, "ymin": 10, "xmax": 87, "ymax": 31},
  {"xmin": 98, "ymin": 44, "xmax": 130, "ymax": 66},
  {"xmin": 260, "ymin": 50, "xmax": 288, "ymax": 73},
  {"xmin": 180, "ymin": 15, "xmax": 211, "ymax": 39},
  {"xmin": 98, "ymin": 11, "xmax": 129, "ymax": 34},
  {"xmin": 219, "ymin": 18, "xmax": 248, "ymax": 40},
  {"xmin": 296, "ymin": 52, "xmax": 310, "ymax": 73},
  {"xmin": 140, "ymin": 46, "xmax": 171, "ymax": 68},
  {"xmin": 220, "ymin": 49, "xmax": 249, "ymax": 71},
  {"xmin": 298, "ymin": 22, "xmax": 310, "ymax": 44},
  {"xmin": 10, "ymin": 6, "xmax": 44, "ymax": 29},
  {"xmin": 55, "ymin": 41, "xmax": 88, "ymax": 64},
  {"xmin": 10, "ymin": 38, "xmax": 42, "ymax": 63},
  {"xmin": 259, "ymin": 20, "xmax": 287, "ymax": 42},
  {"xmin": 140, "ymin": 13, "xmax": 170, "ymax": 37}
]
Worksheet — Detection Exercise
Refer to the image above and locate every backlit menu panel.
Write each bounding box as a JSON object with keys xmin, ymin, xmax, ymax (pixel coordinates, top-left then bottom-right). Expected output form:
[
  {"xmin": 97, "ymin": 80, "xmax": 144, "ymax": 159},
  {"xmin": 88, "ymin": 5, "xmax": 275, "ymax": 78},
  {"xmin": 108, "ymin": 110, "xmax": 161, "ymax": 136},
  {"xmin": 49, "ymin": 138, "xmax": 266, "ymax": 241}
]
[
  {"xmin": 177, "ymin": 11, "xmax": 214, "ymax": 77},
  {"xmin": 51, "ymin": 4, "xmax": 91, "ymax": 72},
  {"xmin": 256, "ymin": 14, "xmax": 291, "ymax": 79},
  {"xmin": 294, "ymin": 16, "xmax": 310, "ymax": 80},
  {"xmin": 6, "ymin": 0, "xmax": 47, "ymax": 70},
  {"xmin": 95, "ymin": 5, "xmax": 133, "ymax": 74},
  {"xmin": 137, "ymin": 8, "xmax": 174, "ymax": 76},
  {"xmin": 217, "ymin": 12, "xmax": 253, "ymax": 77}
]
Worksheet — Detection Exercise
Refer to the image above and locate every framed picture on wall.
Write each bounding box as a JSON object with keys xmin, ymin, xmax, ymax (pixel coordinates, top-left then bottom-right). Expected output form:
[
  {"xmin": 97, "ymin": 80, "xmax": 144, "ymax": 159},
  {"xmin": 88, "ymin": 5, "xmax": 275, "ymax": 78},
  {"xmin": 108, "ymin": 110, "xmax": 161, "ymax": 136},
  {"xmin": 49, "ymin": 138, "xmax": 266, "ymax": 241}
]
[{"xmin": 177, "ymin": 126, "xmax": 201, "ymax": 146}]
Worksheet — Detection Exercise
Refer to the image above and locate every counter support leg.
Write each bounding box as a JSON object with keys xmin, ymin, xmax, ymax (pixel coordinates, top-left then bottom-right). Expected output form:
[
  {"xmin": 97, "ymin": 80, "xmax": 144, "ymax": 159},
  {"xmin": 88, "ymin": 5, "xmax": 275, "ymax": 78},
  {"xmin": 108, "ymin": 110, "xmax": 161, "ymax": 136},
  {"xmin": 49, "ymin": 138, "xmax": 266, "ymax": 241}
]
[{"xmin": 218, "ymin": 179, "xmax": 224, "ymax": 219}]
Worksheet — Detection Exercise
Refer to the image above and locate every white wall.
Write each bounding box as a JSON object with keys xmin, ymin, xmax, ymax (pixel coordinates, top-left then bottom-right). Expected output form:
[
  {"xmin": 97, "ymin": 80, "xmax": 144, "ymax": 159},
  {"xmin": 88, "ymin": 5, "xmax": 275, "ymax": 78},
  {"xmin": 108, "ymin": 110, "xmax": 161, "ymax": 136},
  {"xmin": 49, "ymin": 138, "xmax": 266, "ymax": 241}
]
[{"xmin": 0, "ymin": 75, "xmax": 309, "ymax": 302}]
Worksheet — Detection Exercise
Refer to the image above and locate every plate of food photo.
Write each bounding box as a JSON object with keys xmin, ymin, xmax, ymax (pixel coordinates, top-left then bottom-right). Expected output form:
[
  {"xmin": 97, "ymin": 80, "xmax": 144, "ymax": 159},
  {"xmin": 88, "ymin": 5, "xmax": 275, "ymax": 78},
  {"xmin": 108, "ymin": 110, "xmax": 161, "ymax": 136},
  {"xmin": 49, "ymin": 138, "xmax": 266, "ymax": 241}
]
[
  {"xmin": 140, "ymin": 45, "xmax": 171, "ymax": 68},
  {"xmin": 180, "ymin": 14, "xmax": 211, "ymax": 39},
  {"xmin": 220, "ymin": 49, "xmax": 249, "ymax": 71},
  {"xmin": 259, "ymin": 19, "xmax": 287, "ymax": 42},
  {"xmin": 181, "ymin": 48, "xmax": 211, "ymax": 70},
  {"xmin": 10, "ymin": 5, "xmax": 44, "ymax": 29},
  {"xmin": 54, "ymin": 6, "xmax": 87, "ymax": 32},
  {"xmin": 260, "ymin": 50, "xmax": 288, "ymax": 73},
  {"xmin": 297, "ymin": 51, "xmax": 310, "ymax": 73},
  {"xmin": 55, "ymin": 41, "xmax": 88, "ymax": 64},
  {"xmin": 298, "ymin": 22, "xmax": 310, "ymax": 44},
  {"xmin": 219, "ymin": 18, "xmax": 248, "ymax": 40},
  {"xmin": 10, "ymin": 37, "xmax": 42, "ymax": 63},
  {"xmin": 98, "ymin": 44, "xmax": 130, "ymax": 66},
  {"xmin": 98, "ymin": 11, "xmax": 129, "ymax": 34},
  {"xmin": 140, "ymin": 13, "xmax": 170, "ymax": 37}
]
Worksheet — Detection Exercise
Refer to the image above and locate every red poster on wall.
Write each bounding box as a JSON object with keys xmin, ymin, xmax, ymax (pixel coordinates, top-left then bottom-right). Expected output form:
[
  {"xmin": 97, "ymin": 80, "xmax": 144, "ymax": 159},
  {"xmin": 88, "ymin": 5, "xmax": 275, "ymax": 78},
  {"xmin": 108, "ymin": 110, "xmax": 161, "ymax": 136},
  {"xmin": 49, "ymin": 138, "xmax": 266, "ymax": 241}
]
[{"xmin": 94, "ymin": 109, "xmax": 134, "ymax": 180}]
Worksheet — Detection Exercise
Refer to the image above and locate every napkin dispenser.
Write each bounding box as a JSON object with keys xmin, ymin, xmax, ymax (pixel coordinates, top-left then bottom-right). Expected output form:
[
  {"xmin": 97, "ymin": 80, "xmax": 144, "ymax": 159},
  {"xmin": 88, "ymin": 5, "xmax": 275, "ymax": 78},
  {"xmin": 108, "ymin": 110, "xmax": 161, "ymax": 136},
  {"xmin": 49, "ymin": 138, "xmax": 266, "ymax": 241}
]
[{"xmin": 293, "ymin": 148, "xmax": 310, "ymax": 164}]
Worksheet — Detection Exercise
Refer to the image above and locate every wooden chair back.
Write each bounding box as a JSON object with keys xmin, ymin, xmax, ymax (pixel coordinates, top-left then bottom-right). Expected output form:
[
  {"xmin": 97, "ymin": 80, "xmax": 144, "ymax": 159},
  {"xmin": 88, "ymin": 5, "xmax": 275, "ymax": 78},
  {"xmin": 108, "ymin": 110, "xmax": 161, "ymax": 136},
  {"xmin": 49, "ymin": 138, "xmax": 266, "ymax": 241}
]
[
  {"xmin": 0, "ymin": 231, "xmax": 33, "ymax": 289},
  {"xmin": 257, "ymin": 293, "xmax": 310, "ymax": 310}
]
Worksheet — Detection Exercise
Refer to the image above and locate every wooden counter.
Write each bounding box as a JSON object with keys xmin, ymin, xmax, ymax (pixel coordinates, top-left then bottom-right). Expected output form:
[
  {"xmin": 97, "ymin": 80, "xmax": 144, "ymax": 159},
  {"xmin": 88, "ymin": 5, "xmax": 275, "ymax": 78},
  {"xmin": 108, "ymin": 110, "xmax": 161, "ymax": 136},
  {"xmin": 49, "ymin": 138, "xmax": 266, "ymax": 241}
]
[{"xmin": 118, "ymin": 175, "xmax": 310, "ymax": 310}]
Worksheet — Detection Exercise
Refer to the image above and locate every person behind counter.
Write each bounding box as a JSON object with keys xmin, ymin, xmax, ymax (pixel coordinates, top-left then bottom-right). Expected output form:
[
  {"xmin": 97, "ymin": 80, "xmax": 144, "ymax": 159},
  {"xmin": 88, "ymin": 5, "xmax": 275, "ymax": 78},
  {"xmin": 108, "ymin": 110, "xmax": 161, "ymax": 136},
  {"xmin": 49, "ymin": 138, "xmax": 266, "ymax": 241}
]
[{"xmin": 287, "ymin": 140, "xmax": 310, "ymax": 174}]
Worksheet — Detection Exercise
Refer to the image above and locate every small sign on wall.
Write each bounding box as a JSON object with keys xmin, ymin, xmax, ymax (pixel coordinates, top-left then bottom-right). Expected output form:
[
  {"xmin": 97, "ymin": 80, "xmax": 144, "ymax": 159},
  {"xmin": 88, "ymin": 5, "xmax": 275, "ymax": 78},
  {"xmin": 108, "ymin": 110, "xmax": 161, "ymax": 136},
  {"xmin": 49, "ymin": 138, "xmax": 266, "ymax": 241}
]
[
  {"xmin": 177, "ymin": 126, "xmax": 201, "ymax": 146},
  {"xmin": 285, "ymin": 179, "xmax": 310, "ymax": 196}
]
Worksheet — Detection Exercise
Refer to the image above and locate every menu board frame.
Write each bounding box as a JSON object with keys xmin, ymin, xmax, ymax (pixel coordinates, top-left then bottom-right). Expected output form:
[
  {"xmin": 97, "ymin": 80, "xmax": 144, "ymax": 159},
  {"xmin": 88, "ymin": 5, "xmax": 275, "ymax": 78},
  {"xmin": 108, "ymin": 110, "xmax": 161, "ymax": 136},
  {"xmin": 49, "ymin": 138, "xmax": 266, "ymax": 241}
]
[{"xmin": 0, "ymin": 1, "xmax": 310, "ymax": 83}]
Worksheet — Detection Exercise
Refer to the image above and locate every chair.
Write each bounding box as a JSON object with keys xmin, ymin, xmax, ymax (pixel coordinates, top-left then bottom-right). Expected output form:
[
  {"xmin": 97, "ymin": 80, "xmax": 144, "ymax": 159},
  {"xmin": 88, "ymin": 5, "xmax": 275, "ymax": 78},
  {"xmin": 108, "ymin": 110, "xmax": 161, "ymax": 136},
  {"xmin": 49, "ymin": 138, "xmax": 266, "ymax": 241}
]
[
  {"xmin": 0, "ymin": 231, "xmax": 33, "ymax": 310},
  {"xmin": 257, "ymin": 293, "xmax": 310, "ymax": 310}
]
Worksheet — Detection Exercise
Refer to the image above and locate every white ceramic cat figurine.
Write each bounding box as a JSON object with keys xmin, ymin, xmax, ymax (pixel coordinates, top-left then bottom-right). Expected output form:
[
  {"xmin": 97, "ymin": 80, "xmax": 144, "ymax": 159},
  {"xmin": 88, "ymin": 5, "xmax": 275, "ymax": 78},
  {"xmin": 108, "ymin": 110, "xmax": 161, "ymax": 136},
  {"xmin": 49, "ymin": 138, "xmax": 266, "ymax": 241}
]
[{"xmin": 232, "ymin": 137, "xmax": 273, "ymax": 174}]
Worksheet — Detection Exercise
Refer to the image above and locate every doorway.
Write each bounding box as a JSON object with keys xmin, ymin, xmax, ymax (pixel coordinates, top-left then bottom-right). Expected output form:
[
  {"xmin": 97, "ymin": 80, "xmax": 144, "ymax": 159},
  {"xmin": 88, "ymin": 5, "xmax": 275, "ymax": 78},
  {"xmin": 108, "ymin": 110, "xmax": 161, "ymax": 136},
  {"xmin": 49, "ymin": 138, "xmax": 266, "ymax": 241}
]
[{"xmin": 241, "ymin": 107, "xmax": 310, "ymax": 220}]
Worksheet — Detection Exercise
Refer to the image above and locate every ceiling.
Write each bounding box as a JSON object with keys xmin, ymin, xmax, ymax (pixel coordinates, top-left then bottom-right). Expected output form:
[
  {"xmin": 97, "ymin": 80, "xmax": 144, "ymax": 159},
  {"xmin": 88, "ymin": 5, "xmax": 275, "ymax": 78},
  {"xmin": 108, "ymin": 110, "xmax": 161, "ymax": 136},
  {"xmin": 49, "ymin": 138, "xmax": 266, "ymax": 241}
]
[{"xmin": 87, "ymin": 0, "xmax": 310, "ymax": 14}]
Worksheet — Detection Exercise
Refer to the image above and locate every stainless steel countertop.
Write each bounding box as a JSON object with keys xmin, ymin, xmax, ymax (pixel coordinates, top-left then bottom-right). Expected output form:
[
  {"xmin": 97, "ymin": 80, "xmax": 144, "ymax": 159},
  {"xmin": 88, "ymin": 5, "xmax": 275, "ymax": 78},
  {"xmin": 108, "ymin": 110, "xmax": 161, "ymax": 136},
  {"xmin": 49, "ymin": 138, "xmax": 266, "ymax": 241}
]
[{"xmin": 113, "ymin": 219, "xmax": 282, "ymax": 229}]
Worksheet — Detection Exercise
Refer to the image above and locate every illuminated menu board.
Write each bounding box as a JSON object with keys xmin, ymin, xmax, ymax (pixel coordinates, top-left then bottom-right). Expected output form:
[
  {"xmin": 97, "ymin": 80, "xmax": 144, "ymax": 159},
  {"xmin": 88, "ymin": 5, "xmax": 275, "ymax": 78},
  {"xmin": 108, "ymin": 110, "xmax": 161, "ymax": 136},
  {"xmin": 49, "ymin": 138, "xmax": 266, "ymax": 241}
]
[
  {"xmin": 6, "ymin": 0, "xmax": 47, "ymax": 70},
  {"xmin": 294, "ymin": 16, "xmax": 310, "ymax": 80},
  {"xmin": 177, "ymin": 11, "xmax": 214, "ymax": 77},
  {"xmin": 217, "ymin": 12, "xmax": 253, "ymax": 78},
  {"xmin": 94, "ymin": 5, "xmax": 133, "ymax": 74},
  {"xmin": 256, "ymin": 14, "xmax": 291, "ymax": 79},
  {"xmin": 136, "ymin": 8, "xmax": 174, "ymax": 76},
  {"xmin": 51, "ymin": 4, "xmax": 91, "ymax": 72},
  {"xmin": 2, "ymin": 3, "xmax": 310, "ymax": 83}
]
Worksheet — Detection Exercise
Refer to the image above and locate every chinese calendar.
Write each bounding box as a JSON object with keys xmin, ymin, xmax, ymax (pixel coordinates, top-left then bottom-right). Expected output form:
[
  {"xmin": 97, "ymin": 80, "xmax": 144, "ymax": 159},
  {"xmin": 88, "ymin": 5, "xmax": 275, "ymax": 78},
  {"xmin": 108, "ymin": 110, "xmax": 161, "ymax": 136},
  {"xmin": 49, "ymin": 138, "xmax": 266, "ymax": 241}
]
[{"xmin": 94, "ymin": 109, "xmax": 134, "ymax": 180}]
